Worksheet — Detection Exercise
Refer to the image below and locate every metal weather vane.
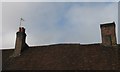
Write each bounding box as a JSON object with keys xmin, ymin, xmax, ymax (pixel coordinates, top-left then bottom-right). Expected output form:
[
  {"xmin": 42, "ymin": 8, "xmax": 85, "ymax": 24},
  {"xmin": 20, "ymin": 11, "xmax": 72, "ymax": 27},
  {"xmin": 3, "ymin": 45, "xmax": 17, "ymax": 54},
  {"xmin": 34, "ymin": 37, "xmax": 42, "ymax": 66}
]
[{"xmin": 20, "ymin": 18, "xmax": 24, "ymax": 27}]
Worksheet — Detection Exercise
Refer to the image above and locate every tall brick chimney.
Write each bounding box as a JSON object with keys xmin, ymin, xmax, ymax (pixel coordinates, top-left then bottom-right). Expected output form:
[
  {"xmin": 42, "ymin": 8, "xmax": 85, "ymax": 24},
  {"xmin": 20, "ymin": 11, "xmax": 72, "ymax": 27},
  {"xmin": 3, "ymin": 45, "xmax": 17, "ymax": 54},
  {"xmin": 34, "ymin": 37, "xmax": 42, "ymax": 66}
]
[
  {"xmin": 100, "ymin": 22, "xmax": 117, "ymax": 46},
  {"xmin": 12, "ymin": 27, "xmax": 29, "ymax": 57}
]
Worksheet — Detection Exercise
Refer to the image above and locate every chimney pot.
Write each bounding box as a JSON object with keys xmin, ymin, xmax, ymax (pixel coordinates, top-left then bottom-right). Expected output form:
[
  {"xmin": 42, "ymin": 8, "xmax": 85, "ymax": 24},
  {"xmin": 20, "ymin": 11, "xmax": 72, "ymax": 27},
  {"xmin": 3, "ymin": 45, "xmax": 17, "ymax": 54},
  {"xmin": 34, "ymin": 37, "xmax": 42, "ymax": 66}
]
[{"xmin": 19, "ymin": 27, "xmax": 25, "ymax": 32}]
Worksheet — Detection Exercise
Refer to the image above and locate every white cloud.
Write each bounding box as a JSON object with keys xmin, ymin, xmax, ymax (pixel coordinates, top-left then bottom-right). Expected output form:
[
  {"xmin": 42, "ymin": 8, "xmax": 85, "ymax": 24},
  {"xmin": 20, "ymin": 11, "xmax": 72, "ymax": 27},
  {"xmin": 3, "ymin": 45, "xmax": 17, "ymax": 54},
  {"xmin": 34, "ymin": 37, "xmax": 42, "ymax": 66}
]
[
  {"xmin": 2, "ymin": 2, "xmax": 118, "ymax": 49},
  {"xmin": 2, "ymin": 2, "xmax": 65, "ymax": 48},
  {"xmin": 64, "ymin": 3, "xmax": 118, "ymax": 44}
]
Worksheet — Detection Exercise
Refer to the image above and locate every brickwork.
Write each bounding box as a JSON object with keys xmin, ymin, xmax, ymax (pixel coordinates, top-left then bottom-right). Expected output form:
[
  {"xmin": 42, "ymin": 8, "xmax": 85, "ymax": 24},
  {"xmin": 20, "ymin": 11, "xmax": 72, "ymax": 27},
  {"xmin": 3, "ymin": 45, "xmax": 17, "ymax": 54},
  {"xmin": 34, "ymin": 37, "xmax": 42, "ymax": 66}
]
[
  {"xmin": 100, "ymin": 22, "xmax": 117, "ymax": 46},
  {"xmin": 12, "ymin": 27, "xmax": 28, "ymax": 57}
]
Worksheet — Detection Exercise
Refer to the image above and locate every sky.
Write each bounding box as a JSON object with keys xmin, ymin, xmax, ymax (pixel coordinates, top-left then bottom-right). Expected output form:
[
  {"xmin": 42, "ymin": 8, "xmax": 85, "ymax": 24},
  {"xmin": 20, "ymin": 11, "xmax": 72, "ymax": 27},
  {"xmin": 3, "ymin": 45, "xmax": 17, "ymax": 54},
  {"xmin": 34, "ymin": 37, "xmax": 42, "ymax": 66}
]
[
  {"xmin": 1, "ymin": 1, "xmax": 119, "ymax": 49},
  {"xmin": 1, "ymin": 0, "xmax": 119, "ymax": 2},
  {"xmin": 118, "ymin": 2, "xmax": 120, "ymax": 44}
]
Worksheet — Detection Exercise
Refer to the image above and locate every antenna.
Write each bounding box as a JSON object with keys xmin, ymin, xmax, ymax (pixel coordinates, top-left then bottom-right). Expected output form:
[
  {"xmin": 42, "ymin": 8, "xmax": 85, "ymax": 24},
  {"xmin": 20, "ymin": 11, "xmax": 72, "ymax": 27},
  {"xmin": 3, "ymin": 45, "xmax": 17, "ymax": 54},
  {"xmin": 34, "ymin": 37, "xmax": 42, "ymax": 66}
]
[{"xmin": 20, "ymin": 18, "xmax": 24, "ymax": 28}]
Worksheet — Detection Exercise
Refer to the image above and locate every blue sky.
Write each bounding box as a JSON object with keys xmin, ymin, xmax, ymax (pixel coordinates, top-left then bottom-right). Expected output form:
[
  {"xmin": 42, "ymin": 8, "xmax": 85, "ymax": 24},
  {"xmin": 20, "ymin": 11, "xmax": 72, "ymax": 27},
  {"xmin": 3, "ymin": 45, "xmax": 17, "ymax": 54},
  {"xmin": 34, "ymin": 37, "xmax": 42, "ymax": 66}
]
[{"xmin": 1, "ymin": 2, "xmax": 118, "ymax": 49}]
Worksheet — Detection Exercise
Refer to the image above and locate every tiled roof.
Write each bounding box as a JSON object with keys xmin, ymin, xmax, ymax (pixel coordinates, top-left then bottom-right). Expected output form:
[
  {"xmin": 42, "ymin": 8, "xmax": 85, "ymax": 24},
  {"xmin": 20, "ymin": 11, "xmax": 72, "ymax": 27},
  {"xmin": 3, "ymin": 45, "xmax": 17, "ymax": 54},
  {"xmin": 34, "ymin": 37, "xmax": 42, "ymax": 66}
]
[{"xmin": 2, "ymin": 44, "xmax": 120, "ymax": 70}]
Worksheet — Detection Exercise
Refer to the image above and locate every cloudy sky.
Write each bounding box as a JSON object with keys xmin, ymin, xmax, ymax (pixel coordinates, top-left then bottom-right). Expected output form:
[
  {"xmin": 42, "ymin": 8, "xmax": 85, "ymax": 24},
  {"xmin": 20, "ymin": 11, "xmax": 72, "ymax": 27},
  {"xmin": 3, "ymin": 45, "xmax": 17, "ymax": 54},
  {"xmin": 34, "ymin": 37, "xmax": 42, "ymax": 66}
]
[
  {"xmin": 118, "ymin": 2, "xmax": 120, "ymax": 44},
  {"xmin": 1, "ymin": 2, "xmax": 118, "ymax": 49}
]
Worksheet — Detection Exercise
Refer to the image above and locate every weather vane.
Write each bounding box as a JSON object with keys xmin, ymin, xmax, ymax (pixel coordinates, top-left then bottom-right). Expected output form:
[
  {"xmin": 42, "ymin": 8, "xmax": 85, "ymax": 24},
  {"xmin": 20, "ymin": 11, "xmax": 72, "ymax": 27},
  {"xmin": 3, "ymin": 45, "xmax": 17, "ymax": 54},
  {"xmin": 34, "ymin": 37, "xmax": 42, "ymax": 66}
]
[{"xmin": 20, "ymin": 18, "xmax": 24, "ymax": 28}]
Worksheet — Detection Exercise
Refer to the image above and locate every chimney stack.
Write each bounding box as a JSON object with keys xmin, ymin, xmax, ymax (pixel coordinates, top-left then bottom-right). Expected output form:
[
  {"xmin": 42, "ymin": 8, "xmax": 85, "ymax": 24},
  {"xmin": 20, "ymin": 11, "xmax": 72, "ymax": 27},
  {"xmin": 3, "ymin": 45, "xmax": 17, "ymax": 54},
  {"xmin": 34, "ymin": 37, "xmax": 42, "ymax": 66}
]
[
  {"xmin": 12, "ymin": 27, "xmax": 28, "ymax": 57},
  {"xmin": 100, "ymin": 22, "xmax": 117, "ymax": 46}
]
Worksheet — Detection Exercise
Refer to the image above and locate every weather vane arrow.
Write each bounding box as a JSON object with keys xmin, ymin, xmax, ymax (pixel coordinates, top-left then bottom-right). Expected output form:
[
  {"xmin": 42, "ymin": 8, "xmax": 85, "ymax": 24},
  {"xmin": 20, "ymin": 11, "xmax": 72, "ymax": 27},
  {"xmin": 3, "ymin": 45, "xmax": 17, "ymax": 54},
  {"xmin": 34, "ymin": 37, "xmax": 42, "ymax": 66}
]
[{"xmin": 20, "ymin": 18, "xmax": 25, "ymax": 27}]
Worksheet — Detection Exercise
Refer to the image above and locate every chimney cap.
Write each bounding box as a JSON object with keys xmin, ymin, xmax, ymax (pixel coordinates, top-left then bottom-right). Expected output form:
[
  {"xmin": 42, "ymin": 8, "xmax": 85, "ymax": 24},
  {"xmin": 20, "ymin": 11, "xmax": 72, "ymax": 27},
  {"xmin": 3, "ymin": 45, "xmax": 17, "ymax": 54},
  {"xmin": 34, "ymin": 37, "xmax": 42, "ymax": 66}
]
[
  {"xmin": 100, "ymin": 21, "xmax": 115, "ymax": 28},
  {"xmin": 19, "ymin": 27, "xmax": 25, "ymax": 32}
]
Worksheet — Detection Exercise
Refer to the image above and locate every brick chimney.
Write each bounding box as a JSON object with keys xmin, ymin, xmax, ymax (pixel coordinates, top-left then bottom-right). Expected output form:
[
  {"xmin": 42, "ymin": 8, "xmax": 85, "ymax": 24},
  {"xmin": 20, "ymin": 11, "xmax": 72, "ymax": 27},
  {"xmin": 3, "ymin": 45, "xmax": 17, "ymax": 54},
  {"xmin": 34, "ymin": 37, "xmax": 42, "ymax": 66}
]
[
  {"xmin": 100, "ymin": 22, "xmax": 117, "ymax": 46},
  {"xmin": 12, "ymin": 27, "xmax": 29, "ymax": 57}
]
